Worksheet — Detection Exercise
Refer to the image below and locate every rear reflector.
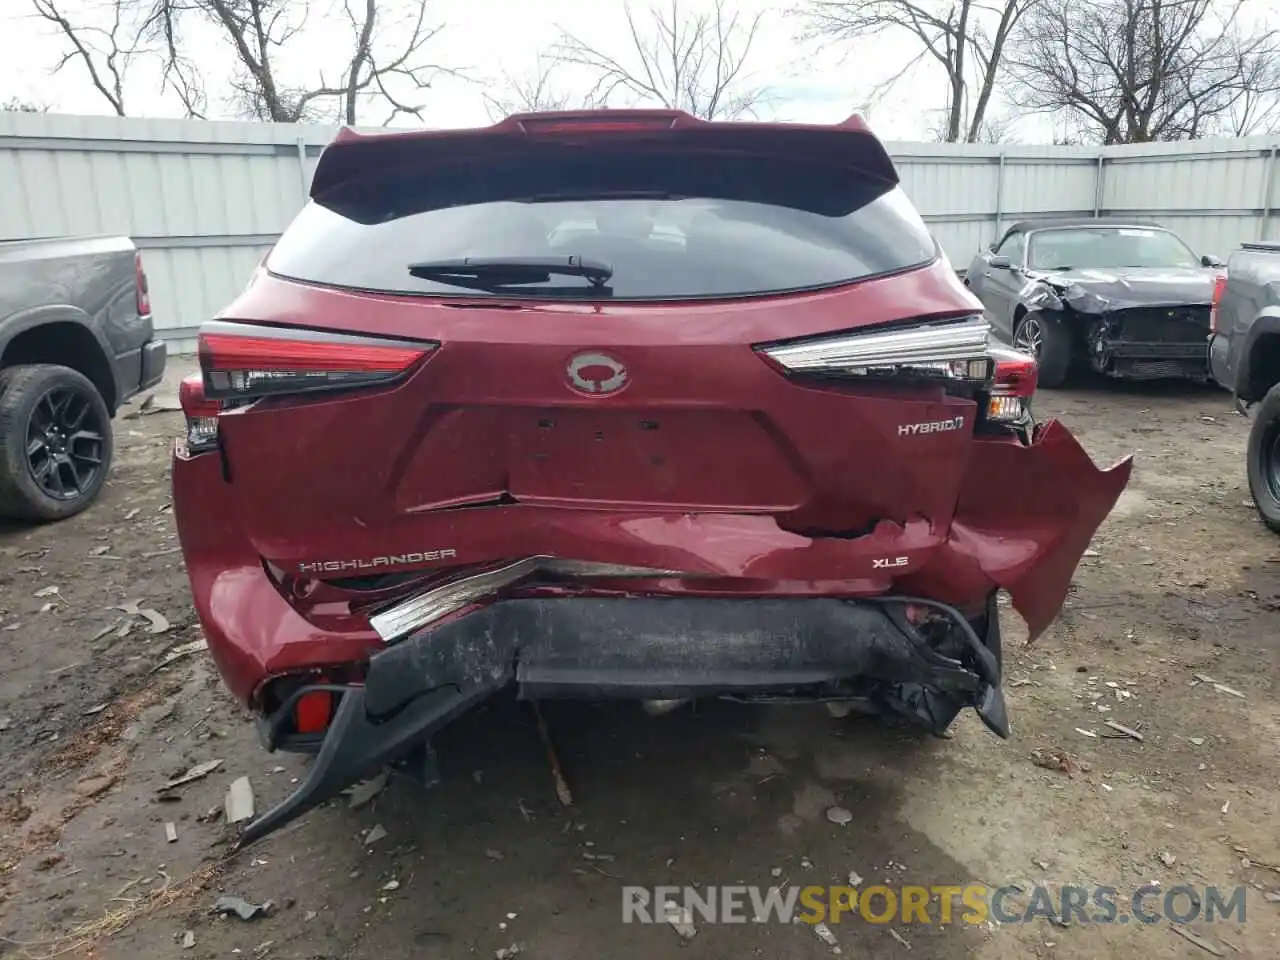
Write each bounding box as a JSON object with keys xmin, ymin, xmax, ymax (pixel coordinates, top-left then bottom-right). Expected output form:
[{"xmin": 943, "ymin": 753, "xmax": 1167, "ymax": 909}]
[
  {"xmin": 178, "ymin": 372, "xmax": 221, "ymax": 452},
  {"xmin": 198, "ymin": 321, "xmax": 438, "ymax": 401},
  {"xmin": 135, "ymin": 252, "xmax": 151, "ymax": 316},
  {"xmin": 1209, "ymin": 273, "xmax": 1228, "ymax": 333},
  {"xmin": 294, "ymin": 690, "xmax": 333, "ymax": 734}
]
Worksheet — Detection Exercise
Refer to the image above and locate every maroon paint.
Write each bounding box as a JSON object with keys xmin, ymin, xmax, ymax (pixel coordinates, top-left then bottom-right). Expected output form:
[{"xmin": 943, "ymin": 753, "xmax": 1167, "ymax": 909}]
[{"xmin": 172, "ymin": 269, "xmax": 1130, "ymax": 707}]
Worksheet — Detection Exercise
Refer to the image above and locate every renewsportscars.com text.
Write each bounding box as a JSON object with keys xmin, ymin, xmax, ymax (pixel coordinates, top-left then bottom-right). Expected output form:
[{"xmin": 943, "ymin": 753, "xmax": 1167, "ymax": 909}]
[{"xmin": 622, "ymin": 884, "xmax": 1248, "ymax": 926}]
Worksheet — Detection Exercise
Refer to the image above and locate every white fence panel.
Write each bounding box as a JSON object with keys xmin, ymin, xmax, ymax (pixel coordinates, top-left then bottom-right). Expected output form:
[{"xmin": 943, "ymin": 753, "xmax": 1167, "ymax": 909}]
[{"xmin": 2, "ymin": 112, "xmax": 1278, "ymax": 352}]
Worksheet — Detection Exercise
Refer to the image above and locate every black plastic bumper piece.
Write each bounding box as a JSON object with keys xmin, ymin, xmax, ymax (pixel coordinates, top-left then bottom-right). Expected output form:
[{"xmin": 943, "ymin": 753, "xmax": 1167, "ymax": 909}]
[
  {"xmin": 139, "ymin": 338, "xmax": 167, "ymax": 390},
  {"xmin": 237, "ymin": 595, "xmax": 1007, "ymax": 848}
]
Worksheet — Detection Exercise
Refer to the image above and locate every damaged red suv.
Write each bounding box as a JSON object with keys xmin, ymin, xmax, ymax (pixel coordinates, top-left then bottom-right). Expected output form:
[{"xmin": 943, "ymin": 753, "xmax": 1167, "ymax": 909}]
[{"xmin": 172, "ymin": 110, "xmax": 1132, "ymax": 845}]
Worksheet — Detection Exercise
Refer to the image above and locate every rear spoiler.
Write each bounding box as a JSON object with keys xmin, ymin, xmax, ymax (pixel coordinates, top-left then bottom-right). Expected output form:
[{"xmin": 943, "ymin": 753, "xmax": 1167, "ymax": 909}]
[{"xmin": 308, "ymin": 110, "xmax": 899, "ymax": 200}]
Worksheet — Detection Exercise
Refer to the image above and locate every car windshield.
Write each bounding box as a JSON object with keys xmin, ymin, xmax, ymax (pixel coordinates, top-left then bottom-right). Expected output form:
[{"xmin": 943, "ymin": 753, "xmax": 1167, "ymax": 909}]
[
  {"xmin": 1027, "ymin": 227, "xmax": 1200, "ymax": 270},
  {"xmin": 267, "ymin": 151, "xmax": 938, "ymax": 300}
]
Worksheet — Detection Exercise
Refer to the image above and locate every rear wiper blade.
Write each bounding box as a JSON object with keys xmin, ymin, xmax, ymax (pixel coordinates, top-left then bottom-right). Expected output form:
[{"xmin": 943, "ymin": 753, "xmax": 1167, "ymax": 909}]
[{"xmin": 407, "ymin": 255, "xmax": 613, "ymax": 289}]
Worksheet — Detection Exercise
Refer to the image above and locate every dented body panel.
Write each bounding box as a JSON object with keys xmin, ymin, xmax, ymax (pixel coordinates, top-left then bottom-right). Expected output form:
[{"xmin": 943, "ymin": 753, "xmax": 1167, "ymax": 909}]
[{"xmin": 174, "ymin": 413, "xmax": 1130, "ymax": 707}]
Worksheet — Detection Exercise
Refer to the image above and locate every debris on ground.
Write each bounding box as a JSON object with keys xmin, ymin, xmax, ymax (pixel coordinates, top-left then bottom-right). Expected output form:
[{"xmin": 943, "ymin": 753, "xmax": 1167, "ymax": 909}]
[
  {"xmin": 495, "ymin": 945, "xmax": 522, "ymax": 959},
  {"xmin": 825, "ymin": 805, "xmax": 853, "ymax": 826},
  {"xmin": 1030, "ymin": 750, "xmax": 1086, "ymax": 776},
  {"xmin": 1103, "ymin": 720, "xmax": 1144, "ymax": 741},
  {"xmin": 347, "ymin": 770, "xmax": 388, "ymax": 809},
  {"xmin": 165, "ymin": 821, "xmax": 178, "ymax": 843},
  {"xmin": 212, "ymin": 896, "xmax": 274, "ymax": 921},
  {"xmin": 532, "ymin": 702, "xmax": 573, "ymax": 807},
  {"xmin": 159, "ymin": 758, "xmax": 224, "ymax": 792},
  {"xmin": 181, "ymin": 929, "xmax": 196, "ymax": 949},
  {"xmin": 811, "ymin": 921, "xmax": 839, "ymax": 950},
  {"xmin": 1169, "ymin": 923, "xmax": 1226, "ymax": 956},
  {"xmin": 1191, "ymin": 674, "xmax": 1247, "ymax": 699},
  {"xmin": 225, "ymin": 776, "xmax": 256, "ymax": 824},
  {"xmin": 1075, "ymin": 727, "xmax": 1098, "ymax": 738},
  {"xmin": 1158, "ymin": 851, "xmax": 1176, "ymax": 867},
  {"xmin": 363, "ymin": 824, "xmax": 388, "ymax": 846},
  {"xmin": 74, "ymin": 771, "xmax": 117, "ymax": 798},
  {"xmin": 486, "ymin": 848, "xmax": 504, "ymax": 861},
  {"xmin": 848, "ymin": 870, "xmax": 864, "ymax": 886},
  {"xmin": 888, "ymin": 927, "xmax": 912, "ymax": 949},
  {"xmin": 33, "ymin": 585, "xmax": 61, "ymax": 598},
  {"xmin": 151, "ymin": 638, "xmax": 205, "ymax": 673},
  {"xmin": 382, "ymin": 879, "xmax": 400, "ymax": 891},
  {"xmin": 662, "ymin": 900, "xmax": 697, "ymax": 940}
]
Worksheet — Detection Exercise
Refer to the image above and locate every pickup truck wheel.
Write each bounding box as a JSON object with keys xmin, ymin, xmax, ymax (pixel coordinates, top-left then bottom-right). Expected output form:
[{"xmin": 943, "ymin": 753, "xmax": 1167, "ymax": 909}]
[
  {"xmin": 0, "ymin": 364, "xmax": 114, "ymax": 522},
  {"xmin": 1013, "ymin": 312, "xmax": 1073, "ymax": 388},
  {"xmin": 1246, "ymin": 383, "xmax": 1280, "ymax": 533}
]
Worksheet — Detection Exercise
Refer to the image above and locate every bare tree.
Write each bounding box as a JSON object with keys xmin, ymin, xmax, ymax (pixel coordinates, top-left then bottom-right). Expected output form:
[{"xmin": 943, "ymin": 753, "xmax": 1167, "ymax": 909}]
[
  {"xmin": 142, "ymin": 0, "xmax": 458, "ymax": 124},
  {"xmin": 2, "ymin": 97, "xmax": 52, "ymax": 113},
  {"xmin": 482, "ymin": 55, "xmax": 591, "ymax": 122},
  {"xmin": 553, "ymin": 0, "xmax": 769, "ymax": 119},
  {"xmin": 1008, "ymin": 0, "xmax": 1280, "ymax": 143},
  {"xmin": 926, "ymin": 108, "xmax": 1015, "ymax": 142},
  {"xmin": 797, "ymin": 0, "xmax": 1037, "ymax": 142},
  {"xmin": 31, "ymin": 0, "xmax": 150, "ymax": 116}
]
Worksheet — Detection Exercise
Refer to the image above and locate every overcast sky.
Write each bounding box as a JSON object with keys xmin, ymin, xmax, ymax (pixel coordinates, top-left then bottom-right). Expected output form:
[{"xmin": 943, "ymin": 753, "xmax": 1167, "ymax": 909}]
[{"xmin": 0, "ymin": 0, "xmax": 1065, "ymax": 141}]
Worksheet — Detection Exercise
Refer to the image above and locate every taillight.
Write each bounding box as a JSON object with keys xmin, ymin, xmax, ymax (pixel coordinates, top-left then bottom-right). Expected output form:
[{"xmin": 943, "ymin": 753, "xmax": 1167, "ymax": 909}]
[
  {"xmin": 985, "ymin": 346, "xmax": 1038, "ymax": 423},
  {"xmin": 757, "ymin": 316, "xmax": 993, "ymax": 385},
  {"xmin": 179, "ymin": 373, "xmax": 222, "ymax": 453},
  {"xmin": 135, "ymin": 252, "xmax": 151, "ymax": 316},
  {"xmin": 197, "ymin": 321, "xmax": 438, "ymax": 401},
  {"xmin": 1209, "ymin": 273, "xmax": 1228, "ymax": 333},
  {"xmin": 294, "ymin": 690, "xmax": 333, "ymax": 734}
]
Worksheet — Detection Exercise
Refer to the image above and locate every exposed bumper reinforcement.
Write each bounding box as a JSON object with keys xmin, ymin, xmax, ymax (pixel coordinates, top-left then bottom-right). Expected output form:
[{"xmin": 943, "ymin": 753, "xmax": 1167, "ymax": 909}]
[{"xmin": 237, "ymin": 594, "xmax": 1005, "ymax": 848}]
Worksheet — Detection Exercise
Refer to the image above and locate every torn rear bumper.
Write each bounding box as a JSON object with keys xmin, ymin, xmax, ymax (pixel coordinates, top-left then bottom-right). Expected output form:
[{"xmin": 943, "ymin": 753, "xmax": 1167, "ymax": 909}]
[{"xmin": 237, "ymin": 593, "xmax": 1006, "ymax": 847}]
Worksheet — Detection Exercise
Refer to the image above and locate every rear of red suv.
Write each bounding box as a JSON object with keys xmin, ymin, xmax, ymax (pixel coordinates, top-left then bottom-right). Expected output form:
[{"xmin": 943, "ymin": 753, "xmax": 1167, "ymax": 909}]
[{"xmin": 172, "ymin": 110, "xmax": 1132, "ymax": 845}]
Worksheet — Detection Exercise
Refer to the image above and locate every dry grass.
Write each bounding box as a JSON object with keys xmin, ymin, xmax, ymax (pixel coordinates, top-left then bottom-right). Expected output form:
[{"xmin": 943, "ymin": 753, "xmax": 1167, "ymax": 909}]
[
  {"xmin": 42, "ymin": 683, "xmax": 172, "ymax": 776},
  {"xmin": 0, "ymin": 861, "xmax": 222, "ymax": 959}
]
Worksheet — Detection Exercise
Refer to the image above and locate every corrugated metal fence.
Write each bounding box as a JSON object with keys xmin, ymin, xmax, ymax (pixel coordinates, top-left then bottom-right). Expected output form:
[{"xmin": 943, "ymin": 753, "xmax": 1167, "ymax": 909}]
[{"xmin": 2, "ymin": 111, "xmax": 1278, "ymax": 350}]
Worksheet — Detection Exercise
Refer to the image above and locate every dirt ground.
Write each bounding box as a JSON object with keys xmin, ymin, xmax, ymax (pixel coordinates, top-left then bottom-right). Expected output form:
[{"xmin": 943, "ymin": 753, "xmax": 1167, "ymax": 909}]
[{"xmin": 1, "ymin": 358, "xmax": 1277, "ymax": 960}]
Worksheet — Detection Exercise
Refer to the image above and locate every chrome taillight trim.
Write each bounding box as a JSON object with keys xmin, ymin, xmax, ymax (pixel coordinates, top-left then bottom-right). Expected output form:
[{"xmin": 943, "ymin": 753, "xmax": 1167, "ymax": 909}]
[
  {"xmin": 760, "ymin": 316, "xmax": 991, "ymax": 376},
  {"xmin": 367, "ymin": 557, "xmax": 693, "ymax": 643}
]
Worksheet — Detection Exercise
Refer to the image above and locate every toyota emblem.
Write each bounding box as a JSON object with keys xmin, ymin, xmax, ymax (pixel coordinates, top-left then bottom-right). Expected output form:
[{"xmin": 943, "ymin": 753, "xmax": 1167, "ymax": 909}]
[{"xmin": 567, "ymin": 351, "xmax": 628, "ymax": 395}]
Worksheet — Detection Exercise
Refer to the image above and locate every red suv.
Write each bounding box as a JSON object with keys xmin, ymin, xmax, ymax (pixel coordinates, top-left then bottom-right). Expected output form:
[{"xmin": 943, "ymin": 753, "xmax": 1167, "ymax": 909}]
[{"xmin": 172, "ymin": 110, "xmax": 1132, "ymax": 845}]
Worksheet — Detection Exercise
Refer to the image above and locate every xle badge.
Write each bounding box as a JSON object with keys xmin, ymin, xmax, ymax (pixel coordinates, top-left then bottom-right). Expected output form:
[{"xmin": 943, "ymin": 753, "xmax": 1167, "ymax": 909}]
[{"xmin": 567, "ymin": 352, "xmax": 628, "ymax": 395}]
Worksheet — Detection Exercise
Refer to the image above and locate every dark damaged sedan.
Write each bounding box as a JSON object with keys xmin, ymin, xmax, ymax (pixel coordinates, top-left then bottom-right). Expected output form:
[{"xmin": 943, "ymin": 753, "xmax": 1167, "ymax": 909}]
[{"xmin": 966, "ymin": 218, "xmax": 1222, "ymax": 387}]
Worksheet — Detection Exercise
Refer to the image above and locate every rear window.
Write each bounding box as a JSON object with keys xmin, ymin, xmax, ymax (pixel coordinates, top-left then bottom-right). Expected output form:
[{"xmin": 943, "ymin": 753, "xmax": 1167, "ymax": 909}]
[{"xmin": 268, "ymin": 151, "xmax": 937, "ymax": 301}]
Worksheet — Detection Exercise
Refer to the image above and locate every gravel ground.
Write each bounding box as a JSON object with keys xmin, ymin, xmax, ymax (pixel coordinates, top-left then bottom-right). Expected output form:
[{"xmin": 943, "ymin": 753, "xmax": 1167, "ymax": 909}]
[{"xmin": 1, "ymin": 359, "xmax": 1277, "ymax": 960}]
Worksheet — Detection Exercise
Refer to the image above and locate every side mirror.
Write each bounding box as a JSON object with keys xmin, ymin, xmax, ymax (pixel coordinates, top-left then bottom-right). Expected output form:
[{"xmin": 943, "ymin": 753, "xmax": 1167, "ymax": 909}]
[
  {"xmin": 989, "ymin": 255, "xmax": 1013, "ymax": 270},
  {"xmin": 1201, "ymin": 254, "xmax": 1223, "ymax": 268}
]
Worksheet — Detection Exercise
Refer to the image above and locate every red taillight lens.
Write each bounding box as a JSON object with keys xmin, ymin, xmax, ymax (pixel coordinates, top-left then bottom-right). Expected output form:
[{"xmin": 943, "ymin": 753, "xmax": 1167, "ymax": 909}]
[
  {"xmin": 178, "ymin": 372, "xmax": 222, "ymax": 452},
  {"xmin": 135, "ymin": 252, "xmax": 151, "ymax": 316},
  {"xmin": 1209, "ymin": 273, "xmax": 1228, "ymax": 333},
  {"xmin": 985, "ymin": 347, "xmax": 1037, "ymax": 423},
  {"xmin": 197, "ymin": 322, "xmax": 437, "ymax": 401},
  {"xmin": 294, "ymin": 690, "xmax": 333, "ymax": 734},
  {"xmin": 992, "ymin": 353, "xmax": 1038, "ymax": 398}
]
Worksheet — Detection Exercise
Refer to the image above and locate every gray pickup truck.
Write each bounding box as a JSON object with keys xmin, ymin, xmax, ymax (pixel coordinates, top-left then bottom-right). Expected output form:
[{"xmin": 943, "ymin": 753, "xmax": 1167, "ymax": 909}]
[
  {"xmin": 0, "ymin": 236, "xmax": 166, "ymax": 522},
  {"xmin": 1208, "ymin": 240, "xmax": 1280, "ymax": 532}
]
